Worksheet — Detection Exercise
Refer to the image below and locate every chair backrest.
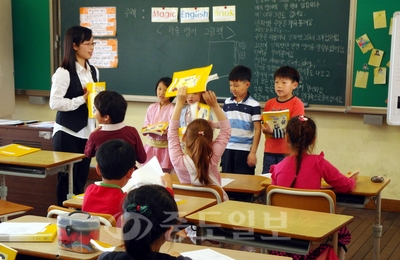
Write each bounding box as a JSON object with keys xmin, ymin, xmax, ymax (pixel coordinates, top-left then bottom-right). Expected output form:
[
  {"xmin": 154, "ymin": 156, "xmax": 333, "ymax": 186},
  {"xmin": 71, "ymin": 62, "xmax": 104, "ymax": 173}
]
[
  {"xmin": 47, "ymin": 205, "xmax": 117, "ymax": 227},
  {"xmin": 172, "ymin": 183, "xmax": 224, "ymax": 204},
  {"xmin": 266, "ymin": 185, "xmax": 336, "ymax": 213}
]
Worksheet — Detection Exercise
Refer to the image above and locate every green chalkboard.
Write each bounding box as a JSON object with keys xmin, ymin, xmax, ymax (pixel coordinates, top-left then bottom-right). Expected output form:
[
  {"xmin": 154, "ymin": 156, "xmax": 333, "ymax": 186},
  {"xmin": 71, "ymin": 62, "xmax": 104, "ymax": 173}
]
[
  {"xmin": 351, "ymin": 0, "xmax": 397, "ymax": 108},
  {"xmin": 12, "ymin": 0, "xmax": 51, "ymax": 91},
  {"xmin": 59, "ymin": 0, "xmax": 350, "ymax": 106}
]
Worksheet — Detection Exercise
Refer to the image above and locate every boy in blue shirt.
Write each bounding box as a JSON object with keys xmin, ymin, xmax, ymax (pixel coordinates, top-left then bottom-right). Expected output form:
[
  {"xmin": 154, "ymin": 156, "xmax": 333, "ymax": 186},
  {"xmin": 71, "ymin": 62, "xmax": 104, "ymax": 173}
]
[{"xmin": 222, "ymin": 65, "xmax": 262, "ymax": 175}]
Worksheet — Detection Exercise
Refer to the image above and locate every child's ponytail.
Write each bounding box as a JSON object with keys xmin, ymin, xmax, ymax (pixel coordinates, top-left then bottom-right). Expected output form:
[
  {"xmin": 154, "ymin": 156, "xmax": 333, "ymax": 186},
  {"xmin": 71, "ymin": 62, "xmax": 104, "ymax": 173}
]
[{"xmin": 185, "ymin": 119, "xmax": 214, "ymax": 185}]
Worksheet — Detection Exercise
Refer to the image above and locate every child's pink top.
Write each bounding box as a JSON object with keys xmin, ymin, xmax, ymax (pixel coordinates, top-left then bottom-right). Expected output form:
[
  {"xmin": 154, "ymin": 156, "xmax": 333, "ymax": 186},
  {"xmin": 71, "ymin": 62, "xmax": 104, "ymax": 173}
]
[
  {"xmin": 168, "ymin": 119, "xmax": 231, "ymax": 185},
  {"xmin": 271, "ymin": 152, "xmax": 355, "ymax": 193}
]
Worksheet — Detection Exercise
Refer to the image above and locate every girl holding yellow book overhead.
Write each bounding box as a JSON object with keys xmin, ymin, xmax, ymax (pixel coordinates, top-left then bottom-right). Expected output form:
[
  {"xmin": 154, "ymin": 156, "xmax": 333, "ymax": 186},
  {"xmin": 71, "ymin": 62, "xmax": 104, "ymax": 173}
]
[
  {"xmin": 141, "ymin": 77, "xmax": 175, "ymax": 173},
  {"xmin": 49, "ymin": 26, "xmax": 99, "ymax": 206}
]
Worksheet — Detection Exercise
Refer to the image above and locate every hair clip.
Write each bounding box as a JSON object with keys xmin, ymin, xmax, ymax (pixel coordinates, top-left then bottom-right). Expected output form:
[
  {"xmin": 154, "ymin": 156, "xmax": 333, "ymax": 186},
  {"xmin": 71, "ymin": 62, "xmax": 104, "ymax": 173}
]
[
  {"xmin": 126, "ymin": 203, "xmax": 152, "ymax": 217},
  {"xmin": 198, "ymin": 131, "xmax": 204, "ymax": 136},
  {"xmin": 298, "ymin": 115, "xmax": 308, "ymax": 122}
]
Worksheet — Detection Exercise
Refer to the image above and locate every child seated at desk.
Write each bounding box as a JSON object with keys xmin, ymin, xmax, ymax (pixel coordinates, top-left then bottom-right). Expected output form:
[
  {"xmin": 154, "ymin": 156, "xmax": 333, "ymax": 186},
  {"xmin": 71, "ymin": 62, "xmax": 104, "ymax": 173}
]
[
  {"xmin": 82, "ymin": 139, "xmax": 173, "ymax": 223},
  {"xmin": 270, "ymin": 115, "xmax": 358, "ymax": 259},
  {"xmin": 98, "ymin": 185, "xmax": 192, "ymax": 260}
]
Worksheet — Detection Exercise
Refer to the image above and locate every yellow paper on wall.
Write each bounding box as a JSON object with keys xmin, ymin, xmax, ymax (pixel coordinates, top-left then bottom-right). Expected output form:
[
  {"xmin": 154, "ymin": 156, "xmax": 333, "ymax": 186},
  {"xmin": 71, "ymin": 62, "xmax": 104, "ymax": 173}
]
[
  {"xmin": 87, "ymin": 82, "xmax": 106, "ymax": 118},
  {"xmin": 368, "ymin": 49, "xmax": 384, "ymax": 67},
  {"xmin": 354, "ymin": 71, "xmax": 369, "ymax": 88},
  {"xmin": 374, "ymin": 67, "xmax": 386, "ymax": 84}
]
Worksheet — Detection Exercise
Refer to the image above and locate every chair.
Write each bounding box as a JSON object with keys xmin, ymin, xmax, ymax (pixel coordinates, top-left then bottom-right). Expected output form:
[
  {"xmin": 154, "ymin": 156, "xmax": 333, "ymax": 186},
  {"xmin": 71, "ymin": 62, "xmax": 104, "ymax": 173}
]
[
  {"xmin": 46, "ymin": 205, "xmax": 117, "ymax": 227},
  {"xmin": 172, "ymin": 183, "xmax": 224, "ymax": 204},
  {"xmin": 266, "ymin": 185, "xmax": 340, "ymax": 256}
]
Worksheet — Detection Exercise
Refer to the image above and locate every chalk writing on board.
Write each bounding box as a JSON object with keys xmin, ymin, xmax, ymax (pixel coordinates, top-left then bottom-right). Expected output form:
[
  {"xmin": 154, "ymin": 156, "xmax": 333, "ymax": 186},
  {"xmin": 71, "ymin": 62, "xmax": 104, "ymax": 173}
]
[
  {"xmin": 252, "ymin": 0, "xmax": 348, "ymax": 105},
  {"xmin": 124, "ymin": 8, "xmax": 136, "ymax": 18}
]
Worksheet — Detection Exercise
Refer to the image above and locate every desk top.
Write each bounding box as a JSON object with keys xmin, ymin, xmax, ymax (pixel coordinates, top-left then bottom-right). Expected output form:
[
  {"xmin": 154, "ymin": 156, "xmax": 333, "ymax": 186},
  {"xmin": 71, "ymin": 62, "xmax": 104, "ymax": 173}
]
[
  {"xmin": 261, "ymin": 175, "xmax": 390, "ymax": 197},
  {"xmin": 0, "ymin": 150, "xmax": 85, "ymax": 168},
  {"xmin": 2, "ymin": 215, "xmax": 122, "ymax": 260},
  {"xmin": 63, "ymin": 194, "xmax": 216, "ymax": 218},
  {"xmin": 185, "ymin": 200, "xmax": 353, "ymax": 242},
  {"xmin": 161, "ymin": 241, "xmax": 291, "ymax": 259},
  {"xmin": 0, "ymin": 200, "xmax": 33, "ymax": 216},
  {"xmin": 221, "ymin": 173, "xmax": 267, "ymax": 194}
]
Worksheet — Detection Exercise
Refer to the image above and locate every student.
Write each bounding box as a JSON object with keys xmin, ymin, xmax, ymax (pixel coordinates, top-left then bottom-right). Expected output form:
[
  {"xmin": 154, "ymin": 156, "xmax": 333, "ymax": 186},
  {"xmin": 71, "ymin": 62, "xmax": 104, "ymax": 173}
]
[
  {"xmin": 84, "ymin": 90, "xmax": 147, "ymax": 167},
  {"xmin": 179, "ymin": 92, "xmax": 213, "ymax": 127},
  {"xmin": 262, "ymin": 65, "xmax": 305, "ymax": 174},
  {"xmin": 98, "ymin": 185, "xmax": 192, "ymax": 260},
  {"xmin": 169, "ymin": 86, "xmax": 231, "ymax": 201},
  {"xmin": 270, "ymin": 115, "xmax": 357, "ymax": 259},
  {"xmin": 222, "ymin": 65, "xmax": 261, "ymax": 175},
  {"xmin": 83, "ymin": 139, "xmax": 174, "ymax": 222},
  {"xmin": 82, "ymin": 139, "xmax": 136, "ymax": 221},
  {"xmin": 49, "ymin": 25, "xmax": 98, "ymax": 206},
  {"xmin": 142, "ymin": 77, "xmax": 175, "ymax": 173}
]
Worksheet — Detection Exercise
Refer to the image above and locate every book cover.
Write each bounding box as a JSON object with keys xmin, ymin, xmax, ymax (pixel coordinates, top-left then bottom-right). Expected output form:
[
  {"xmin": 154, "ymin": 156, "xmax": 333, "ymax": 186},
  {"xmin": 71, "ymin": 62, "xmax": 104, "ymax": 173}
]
[
  {"xmin": 165, "ymin": 65, "xmax": 214, "ymax": 97},
  {"xmin": 0, "ymin": 243, "xmax": 17, "ymax": 260},
  {"xmin": 87, "ymin": 82, "xmax": 106, "ymax": 118},
  {"xmin": 196, "ymin": 102, "xmax": 211, "ymax": 120},
  {"xmin": 141, "ymin": 122, "xmax": 169, "ymax": 136},
  {"xmin": 262, "ymin": 109, "xmax": 290, "ymax": 139},
  {"xmin": 0, "ymin": 144, "xmax": 40, "ymax": 157},
  {"xmin": 0, "ymin": 223, "xmax": 57, "ymax": 242}
]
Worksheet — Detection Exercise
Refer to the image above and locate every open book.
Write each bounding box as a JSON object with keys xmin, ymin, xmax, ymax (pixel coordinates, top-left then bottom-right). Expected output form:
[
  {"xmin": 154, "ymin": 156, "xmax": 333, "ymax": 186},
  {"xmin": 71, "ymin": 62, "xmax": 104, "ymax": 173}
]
[
  {"xmin": 122, "ymin": 156, "xmax": 164, "ymax": 193},
  {"xmin": 262, "ymin": 109, "xmax": 290, "ymax": 139},
  {"xmin": 165, "ymin": 65, "xmax": 218, "ymax": 97},
  {"xmin": 87, "ymin": 82, "xmax": 106, "ymax": 118},
  {"xmin": 141, "ymin": 122, "xmax": 169, "ymax": 136}
]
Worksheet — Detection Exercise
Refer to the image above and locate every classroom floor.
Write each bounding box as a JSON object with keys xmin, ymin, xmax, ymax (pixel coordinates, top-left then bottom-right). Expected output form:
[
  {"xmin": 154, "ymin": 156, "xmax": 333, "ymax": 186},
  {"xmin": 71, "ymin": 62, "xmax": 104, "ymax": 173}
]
[{"xmin": 180, "ymin": 206, "xmax": 400, "ymax": 260}]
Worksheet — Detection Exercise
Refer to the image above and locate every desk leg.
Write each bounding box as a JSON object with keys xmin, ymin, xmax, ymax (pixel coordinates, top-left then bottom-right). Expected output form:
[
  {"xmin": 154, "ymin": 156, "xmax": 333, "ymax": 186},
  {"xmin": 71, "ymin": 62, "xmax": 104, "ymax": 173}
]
[
  {"xmin": 66, "ymin": 163, "xmax": 74, "ymax": 199},
  {"xmin": 373, "ymin": 192, "xmax": 382, "ymax": 260},
  {"xmin": 0, "ymin": 174, "xmax": 7, "ymax": 200}
]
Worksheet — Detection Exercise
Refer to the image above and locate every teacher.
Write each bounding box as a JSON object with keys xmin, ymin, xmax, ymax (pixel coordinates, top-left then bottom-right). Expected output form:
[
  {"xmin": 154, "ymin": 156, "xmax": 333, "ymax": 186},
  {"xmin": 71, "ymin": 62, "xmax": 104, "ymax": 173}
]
[{"xmin": 49, "ymin": 26, "xmax": 98, "ymax": 206}]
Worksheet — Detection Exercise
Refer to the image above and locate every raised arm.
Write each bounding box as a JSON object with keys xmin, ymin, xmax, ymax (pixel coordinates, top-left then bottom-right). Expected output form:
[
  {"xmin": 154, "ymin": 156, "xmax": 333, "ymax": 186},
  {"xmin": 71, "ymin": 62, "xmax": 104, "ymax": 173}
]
[
  {"xmin": 202, "ymin": 90, "xmax": 227, "ymax": 122},
  {"xmin": 171, "ymin": 86, "xmax": 188, "ymax": 120}
]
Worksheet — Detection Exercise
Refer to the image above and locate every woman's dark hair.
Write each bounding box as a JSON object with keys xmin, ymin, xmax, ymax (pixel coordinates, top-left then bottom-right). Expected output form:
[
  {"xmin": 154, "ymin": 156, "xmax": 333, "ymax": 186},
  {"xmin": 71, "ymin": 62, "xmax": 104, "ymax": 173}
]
[
  {"xmin": 286, "ymin": 115, "xmax": 316, "ymax": 177},
  {"xmin": 185, "ymin": 118, "xmax": 214, "ymax": 185},
  {"xmin": 122, "ymin": 185, "xmax": 178, "ymax": 258},
  {"xmin": 61, "ymin": 26, "xmax": 93, "ymax": 74},
  {"xmin": 155, "ymin": 77, "xmax": 174, "ymax": 103},
  {"xmin": 94, "ymin": 90, "xmax": 127, "ymax": 124}
]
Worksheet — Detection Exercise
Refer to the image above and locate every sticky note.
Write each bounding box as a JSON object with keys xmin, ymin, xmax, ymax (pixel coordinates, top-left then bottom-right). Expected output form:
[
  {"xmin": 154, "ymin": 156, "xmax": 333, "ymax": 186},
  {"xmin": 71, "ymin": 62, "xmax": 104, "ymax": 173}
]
[
  {"xmin": 368, "ymin": 49, "xmax": 384, "ymax": 67},
  {"xmin": 356, "ymin": 34, "xmax": 374, "ymax": 54},
  {"xmin": 355, "ymin": 71, "xmax": 369, "ymax": 88},
  {"xmin": 373, "ymin": 10, "xmax": 387, "ymax": 29},
  {"xmin": 374, "ymin": 67, "xmax": 386, "ymax": 84}
]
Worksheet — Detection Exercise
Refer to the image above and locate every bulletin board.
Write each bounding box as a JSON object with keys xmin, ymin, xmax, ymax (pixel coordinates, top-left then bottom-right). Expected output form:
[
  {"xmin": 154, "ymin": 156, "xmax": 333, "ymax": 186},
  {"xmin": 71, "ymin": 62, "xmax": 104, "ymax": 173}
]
[{"xmin": 351, "ymin": 0, "xmax": 397, "ymax": 108}]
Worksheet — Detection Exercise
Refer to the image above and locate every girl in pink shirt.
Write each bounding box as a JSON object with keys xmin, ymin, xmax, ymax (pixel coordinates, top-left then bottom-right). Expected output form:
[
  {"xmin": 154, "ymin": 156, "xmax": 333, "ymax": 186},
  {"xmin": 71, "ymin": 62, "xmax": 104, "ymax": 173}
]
[
  {"xmin": 270, "ymin": 115, "xmax": 358, "ymax": 259},
  {"xmin": 142, "ymin": 77, "xmax": 175, "ymax": 173},
  {"xmin": 168, "ymin": 86, "xmax": 231, "ymax": 200}
]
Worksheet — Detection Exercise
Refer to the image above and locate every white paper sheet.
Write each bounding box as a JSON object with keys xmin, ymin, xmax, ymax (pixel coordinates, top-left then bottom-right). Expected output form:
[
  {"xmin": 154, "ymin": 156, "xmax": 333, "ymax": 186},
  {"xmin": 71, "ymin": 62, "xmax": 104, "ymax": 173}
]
[
  {"xmin": 0, "ymin": 222, "xmax": 50, "ymax": 235},
  {"xmin": 221, "ymin": 178, "xmax": 235, "ymax": 187},
  {"xmin": 181, "ymin": 248, "xmax": 235, "ymax": 260}
]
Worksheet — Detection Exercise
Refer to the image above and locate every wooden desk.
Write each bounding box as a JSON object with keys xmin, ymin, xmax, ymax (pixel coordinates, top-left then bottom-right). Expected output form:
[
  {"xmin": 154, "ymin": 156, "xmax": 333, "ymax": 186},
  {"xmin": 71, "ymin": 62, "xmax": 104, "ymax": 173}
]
[
  {"xmin": 161, "ymin": 241, "xmax": 291, "ymax": 259},
  {"xmin": 261, "ymin": 176, "xmax": 391, "ymax": 260},
  {"xmin": 0, "ymin": 150, "xmax": 85, "ymax": 200},
  {"xmin": 185, "ymin": 200, "xmax": 353, "ymax": 255},
  {"xmin": 0, "ymin": 200, "xmax": 33, "ymax": 221},
  {"xmin": 63, "ymin": 194, "xmax": 216, "ymax": 218},
  {"xmin": 2, "ymin": 215, "xmax": 122, "ymax": 260}
]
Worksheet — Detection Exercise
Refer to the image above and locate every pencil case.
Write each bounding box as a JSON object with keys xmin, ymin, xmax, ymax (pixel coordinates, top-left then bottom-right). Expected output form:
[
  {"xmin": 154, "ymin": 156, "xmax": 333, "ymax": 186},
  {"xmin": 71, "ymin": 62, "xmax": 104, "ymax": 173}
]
[{"xmin": 57, "ymin": 211, "xmax": 100, "ymax": 253}]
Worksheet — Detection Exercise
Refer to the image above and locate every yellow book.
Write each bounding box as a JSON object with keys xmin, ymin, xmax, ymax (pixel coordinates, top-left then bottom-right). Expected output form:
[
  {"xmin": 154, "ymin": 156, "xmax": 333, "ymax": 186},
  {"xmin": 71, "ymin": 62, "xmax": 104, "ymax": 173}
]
[
  {"xmin": 262, "ymin": 109, "xmax": 290, "ymax": 139},
  {"xmin": 86, "ymin": 82, "xmax": 106, "ymax": 118},
  {"xmin": 165, "ymin": 65, "xmax": 213, "ymax": 97},
  {"xmin": 0, "ymin": 243, "xmax": 17, "ymax": 260},
  {"xmin": 0, "ymin": 223, "xmax": 57, "ymax": 242},
  {"xmin": 0, "ymin": 144, "xmax": 40, "ymax": 157},
  {"xmin": 196, "ymin": 102, "xmax": 211, "ymax": 120},
  {"xmin": 141, "ymin": 122, "xmax": 169, "ymax": 136}
]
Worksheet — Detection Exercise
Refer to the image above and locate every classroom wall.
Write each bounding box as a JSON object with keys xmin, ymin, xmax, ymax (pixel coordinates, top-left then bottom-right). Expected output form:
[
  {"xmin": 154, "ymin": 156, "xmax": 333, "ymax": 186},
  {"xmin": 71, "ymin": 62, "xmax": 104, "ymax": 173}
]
[{"xmin": 11, "ymin": 95, "xmax": 400, "ymax": 199}]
